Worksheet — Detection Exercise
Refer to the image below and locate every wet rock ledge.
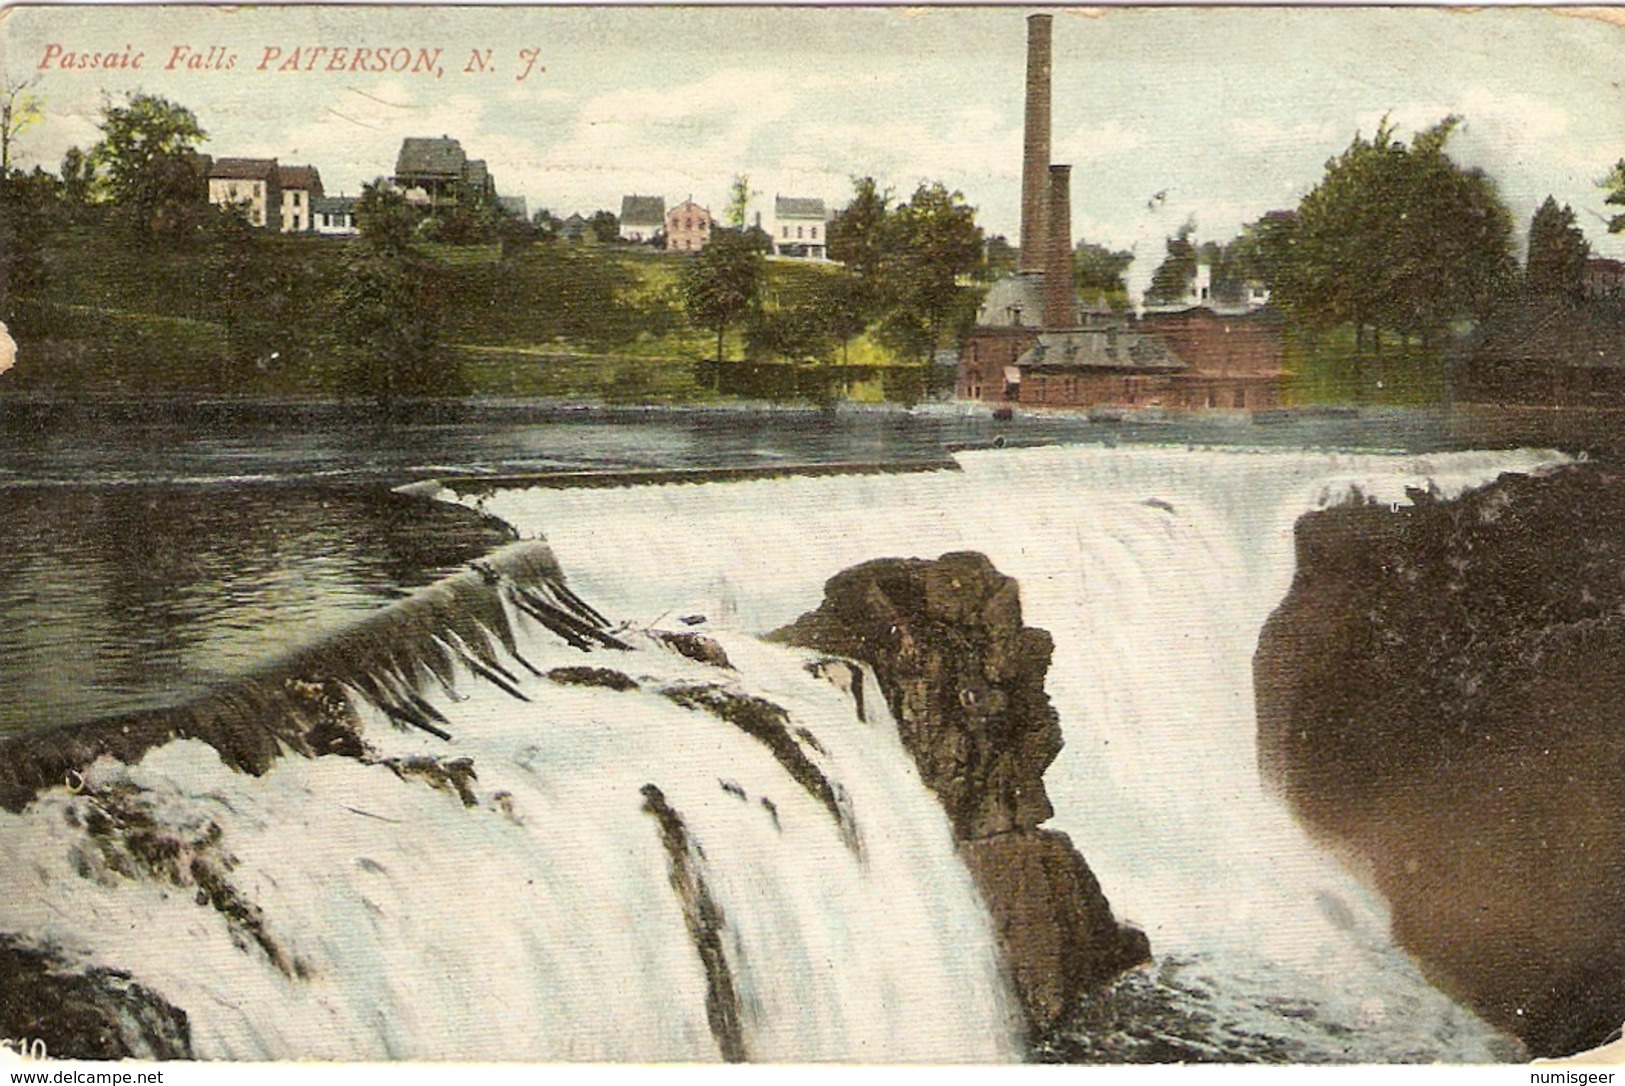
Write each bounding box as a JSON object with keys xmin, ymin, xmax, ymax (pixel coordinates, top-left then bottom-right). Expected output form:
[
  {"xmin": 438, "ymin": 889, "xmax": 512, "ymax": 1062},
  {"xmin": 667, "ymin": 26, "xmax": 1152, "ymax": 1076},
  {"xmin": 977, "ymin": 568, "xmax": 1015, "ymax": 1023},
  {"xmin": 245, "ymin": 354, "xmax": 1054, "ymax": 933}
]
[
  {"xmin": 1254, "ymin": 461, "xmax": 1625, "ymax": 1059},
  {"xmin": 771, "ymin": 551, "xmax": 1150, "ymax": 1037}
]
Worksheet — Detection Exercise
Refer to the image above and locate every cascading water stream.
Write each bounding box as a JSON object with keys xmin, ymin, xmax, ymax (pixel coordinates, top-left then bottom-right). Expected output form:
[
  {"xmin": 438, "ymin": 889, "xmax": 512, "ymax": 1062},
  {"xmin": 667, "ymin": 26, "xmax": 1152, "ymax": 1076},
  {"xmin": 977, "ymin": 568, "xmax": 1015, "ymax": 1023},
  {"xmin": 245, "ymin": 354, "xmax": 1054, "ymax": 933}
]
[
  {"xmin": 453, "ymin": 442, "xmax": 1566, "ymax": 1061},
  {"xmin": 0, "ymin": 548, "xmax": 1021, "ymax": 1062}
]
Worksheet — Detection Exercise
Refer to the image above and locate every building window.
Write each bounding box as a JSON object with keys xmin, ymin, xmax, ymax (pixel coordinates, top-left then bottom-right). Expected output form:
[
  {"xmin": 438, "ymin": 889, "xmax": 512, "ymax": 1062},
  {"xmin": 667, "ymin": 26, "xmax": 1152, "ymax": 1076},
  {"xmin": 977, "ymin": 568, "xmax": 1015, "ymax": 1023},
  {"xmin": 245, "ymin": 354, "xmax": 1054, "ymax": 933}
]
[
  {"xmin": 1233, "ymin": 387, "xmax": 1247, "ymax": 409},
  {"xmin": 782, "ymin": 226, "xmax": 789, "ymax": 238},
  {"xmin": 797, "ymin": 226, "xmax": 804, "ymax": 239}
]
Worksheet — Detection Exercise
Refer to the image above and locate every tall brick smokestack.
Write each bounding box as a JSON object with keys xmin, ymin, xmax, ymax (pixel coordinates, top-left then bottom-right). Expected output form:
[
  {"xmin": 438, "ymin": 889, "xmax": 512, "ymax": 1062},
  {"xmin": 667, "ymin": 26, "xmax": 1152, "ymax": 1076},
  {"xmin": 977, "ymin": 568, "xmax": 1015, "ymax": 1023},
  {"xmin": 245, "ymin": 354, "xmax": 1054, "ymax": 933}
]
[
  {"xmin": 1018, "ymin": 13, "xmax": 1053, "ymax": 274},
  {"xmin": 1044, "ymin": 164, "xmax": 1077, "ymax": 327}
]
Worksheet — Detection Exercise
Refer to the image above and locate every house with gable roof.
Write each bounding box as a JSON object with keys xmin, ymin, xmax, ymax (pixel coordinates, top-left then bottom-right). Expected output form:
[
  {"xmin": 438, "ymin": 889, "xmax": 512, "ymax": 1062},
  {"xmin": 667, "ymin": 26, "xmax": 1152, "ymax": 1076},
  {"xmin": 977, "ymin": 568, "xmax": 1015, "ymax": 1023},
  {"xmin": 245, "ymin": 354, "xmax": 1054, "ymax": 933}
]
[
  {"xmin": 277, "ymin": 165, "xmax": 324, "ymax": 233},
  {"xmin": 208, "ymin": 158, "xmax": 282, "ymax": 231},
  {"xmin": 313, "ymin": 195, "xmax": 359, "ymax": 236},
  {"xmin": 769, "ymin": 195, "xmax": 829, "ymax": 260},
  {"xmin": 393, "ymin": 136, "xmax": 496, "ymax": 206},
  {"xmin": 664, "ymin": 198, "xmax": 712, "ymax": 252},
  {"xmin": 619, "ymin": 195, "xmax": 666, "ymax": 243}
]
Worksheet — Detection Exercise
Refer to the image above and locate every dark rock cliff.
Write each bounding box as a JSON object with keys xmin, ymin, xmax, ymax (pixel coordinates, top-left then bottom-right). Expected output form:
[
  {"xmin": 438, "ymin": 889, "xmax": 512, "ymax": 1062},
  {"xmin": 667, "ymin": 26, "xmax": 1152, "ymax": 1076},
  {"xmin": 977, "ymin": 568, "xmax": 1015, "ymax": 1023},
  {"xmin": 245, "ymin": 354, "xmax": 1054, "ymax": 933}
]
[
  {"xmin": 771, "ymin": 551, "xmax": 1149, "ymax": 1036},
  {"xmin": 0, "ymin": 937, "xmax": 192, "ymax": 1060},
  {"xmin": 1255, "ymin": 462, "xmax": 1625, "ymax": 1058}
]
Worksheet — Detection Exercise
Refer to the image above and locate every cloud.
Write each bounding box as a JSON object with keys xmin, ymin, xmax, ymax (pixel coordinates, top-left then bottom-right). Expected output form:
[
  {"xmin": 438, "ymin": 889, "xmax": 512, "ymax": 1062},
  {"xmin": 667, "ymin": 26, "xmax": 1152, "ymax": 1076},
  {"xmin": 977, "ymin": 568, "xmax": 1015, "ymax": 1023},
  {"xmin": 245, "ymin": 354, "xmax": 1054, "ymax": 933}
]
[
  {"xmin": 1054, "ymin": 121, "xmax": 1146, "ymax": 163},
  {"xmin": 1226, "ymin": 117, "xmax": 1340, "ymax": 154}
]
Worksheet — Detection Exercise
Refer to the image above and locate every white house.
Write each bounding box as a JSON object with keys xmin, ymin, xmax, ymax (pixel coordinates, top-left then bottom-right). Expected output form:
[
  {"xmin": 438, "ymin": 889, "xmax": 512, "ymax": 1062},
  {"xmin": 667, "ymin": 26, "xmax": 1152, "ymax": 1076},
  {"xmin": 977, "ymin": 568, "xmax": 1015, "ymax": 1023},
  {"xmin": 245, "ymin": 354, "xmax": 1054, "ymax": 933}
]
[
  {"xmin": 619, "ymin": 194, "xmax": 666, "ymax": 243},
  {"xmin": 313, "ymin": 195, "xmax": 359, "ymax": 236},
  {"xmin": 769, "ymin": 195, "xmax": 828, "ymax": 260},
  {"xmin": 277, "ymin": 165, "xmax": 323, "ymax": 234}
]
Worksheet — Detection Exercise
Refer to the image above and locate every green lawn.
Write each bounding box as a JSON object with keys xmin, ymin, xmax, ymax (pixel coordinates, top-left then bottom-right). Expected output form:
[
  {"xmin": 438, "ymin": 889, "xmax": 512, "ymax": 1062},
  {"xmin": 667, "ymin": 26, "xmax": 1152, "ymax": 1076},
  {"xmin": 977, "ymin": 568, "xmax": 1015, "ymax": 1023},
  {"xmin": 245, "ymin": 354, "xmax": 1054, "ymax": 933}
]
[{"xmin": 1280, "ymin": 326, "xmax": 1450, "ymax": 407}]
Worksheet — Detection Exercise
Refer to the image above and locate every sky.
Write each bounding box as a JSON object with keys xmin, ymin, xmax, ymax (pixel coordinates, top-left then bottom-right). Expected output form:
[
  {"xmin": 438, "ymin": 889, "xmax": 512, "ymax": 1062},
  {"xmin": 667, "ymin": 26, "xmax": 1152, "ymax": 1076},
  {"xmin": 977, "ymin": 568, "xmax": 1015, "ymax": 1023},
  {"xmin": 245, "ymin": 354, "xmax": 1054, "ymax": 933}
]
[{"xmin": 3, "ymin": 3, "xmax": 1624, "ymax": 291}]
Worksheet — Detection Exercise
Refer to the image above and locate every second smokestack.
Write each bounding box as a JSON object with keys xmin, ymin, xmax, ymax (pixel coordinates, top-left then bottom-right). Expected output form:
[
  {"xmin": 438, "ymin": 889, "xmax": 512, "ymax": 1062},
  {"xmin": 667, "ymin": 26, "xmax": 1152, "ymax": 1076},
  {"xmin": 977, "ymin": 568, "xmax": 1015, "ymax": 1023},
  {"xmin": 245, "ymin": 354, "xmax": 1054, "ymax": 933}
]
[
  {"xmin": 1044, "ymin": 164, "xmax": 1077, "ymax": 327},
  {"xmin": 1018, "ymin": 13, "xmax": 1053, "ymax": 274}
]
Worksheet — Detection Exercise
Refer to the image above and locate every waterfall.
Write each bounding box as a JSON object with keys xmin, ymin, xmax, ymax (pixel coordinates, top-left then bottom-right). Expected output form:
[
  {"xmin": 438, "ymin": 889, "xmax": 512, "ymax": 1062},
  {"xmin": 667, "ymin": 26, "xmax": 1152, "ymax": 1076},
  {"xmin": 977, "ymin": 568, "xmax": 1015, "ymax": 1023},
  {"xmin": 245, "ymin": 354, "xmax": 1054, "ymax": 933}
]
[
  {"xmin": 449, "ymin": 442, "xmax": 1567, "ymax": 1061},
  {"xmin": 0, "ymin": 545, "xmax": 1020, "ymax": 1062}
]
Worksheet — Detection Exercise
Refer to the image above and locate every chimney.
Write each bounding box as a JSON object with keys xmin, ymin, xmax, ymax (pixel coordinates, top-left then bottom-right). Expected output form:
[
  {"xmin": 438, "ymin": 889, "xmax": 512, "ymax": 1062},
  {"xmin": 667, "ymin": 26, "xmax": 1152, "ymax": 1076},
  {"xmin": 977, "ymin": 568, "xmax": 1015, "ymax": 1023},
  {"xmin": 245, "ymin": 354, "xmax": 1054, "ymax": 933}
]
[
  {"xmin": 1018, "ymin": 13, "xmax": 1053, "ymax": 274},
  {"xmin": 1044, "ymin": 164, "xmax": 1077, "ymax": 327}
]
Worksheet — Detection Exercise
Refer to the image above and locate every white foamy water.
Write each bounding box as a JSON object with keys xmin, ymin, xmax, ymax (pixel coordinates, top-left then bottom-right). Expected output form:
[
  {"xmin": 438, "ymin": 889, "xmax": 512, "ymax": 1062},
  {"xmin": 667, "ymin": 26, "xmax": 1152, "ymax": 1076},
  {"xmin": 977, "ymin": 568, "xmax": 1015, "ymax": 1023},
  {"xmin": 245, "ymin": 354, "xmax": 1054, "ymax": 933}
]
[
  {"xmin": 0, "ymin": 604, "xmax": 1020, "ymax": 1061},
  {"xmin": 449, "ymin": 442, "xmax": 1568, "ymax": 1061}
]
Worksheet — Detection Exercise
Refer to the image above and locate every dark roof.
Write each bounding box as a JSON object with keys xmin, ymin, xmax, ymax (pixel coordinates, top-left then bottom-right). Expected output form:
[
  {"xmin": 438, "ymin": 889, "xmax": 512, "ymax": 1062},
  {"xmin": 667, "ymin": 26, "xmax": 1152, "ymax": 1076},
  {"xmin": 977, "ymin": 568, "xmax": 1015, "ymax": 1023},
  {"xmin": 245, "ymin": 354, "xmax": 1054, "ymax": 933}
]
[
  {"xmin": 1018, "ymin": 328, "xmax": 1187, "ymax": 374},
  {"xmin": 496, "ymin": 195, "xmax": 528, "ymax": 218},
  {"xmin": 463, "ymin": 159, "xmax": 492, "ymax": 191},
  {"xmin": 395, "ymin": 137, "xmax": 466, "ymax": 180},
  {"xmin": 620, "ymin": 194, "xmax": 666, "ymax": 225},
  {"xmin": 1139, "ymin": 304, "xmax": 1283, "ymax": 325},
  {"xmin": 1471, "ymin": 300, "xmax": 1625, "ymax": 370},
  {"xmin": 977, "ymin": 272, "xmax": 1047, "ymax": 328},
  {"xmin": 313, "ymin": 196, "xmax": 356, "ymax": 215},
  {"xmin": 775, "ymin": 195, "xmax": 826, "ymax": 219},
  {"xmin": 277, "ymin": 165, "xmax": 323, "ymax": 195},
  {"xmin": 210, "ymin": 157, "xmax": 279, "ymax": 181}
]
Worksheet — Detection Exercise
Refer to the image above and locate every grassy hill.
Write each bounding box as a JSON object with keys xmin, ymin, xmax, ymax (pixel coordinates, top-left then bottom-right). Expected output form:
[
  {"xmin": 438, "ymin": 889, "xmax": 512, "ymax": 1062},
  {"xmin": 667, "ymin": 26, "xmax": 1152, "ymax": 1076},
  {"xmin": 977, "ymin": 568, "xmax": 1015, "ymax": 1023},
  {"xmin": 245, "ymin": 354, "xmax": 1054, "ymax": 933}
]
[{"xmin": 4, "ymin": 230, "xmax": 935, "ymax": 403}]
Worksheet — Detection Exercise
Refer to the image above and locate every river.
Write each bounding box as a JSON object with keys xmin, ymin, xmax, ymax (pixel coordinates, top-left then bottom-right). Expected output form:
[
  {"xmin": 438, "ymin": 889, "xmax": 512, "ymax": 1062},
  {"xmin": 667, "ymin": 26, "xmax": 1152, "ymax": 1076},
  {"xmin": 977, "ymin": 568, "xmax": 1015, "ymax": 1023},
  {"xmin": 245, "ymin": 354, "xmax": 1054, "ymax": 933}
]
[
  {"xmin": 0, "ymin": 397, "xmax": 1585, "ymax": 1062},
  {"xmin": 0, "ymin": 397, "xmax": 1495, "ymax": 736}
]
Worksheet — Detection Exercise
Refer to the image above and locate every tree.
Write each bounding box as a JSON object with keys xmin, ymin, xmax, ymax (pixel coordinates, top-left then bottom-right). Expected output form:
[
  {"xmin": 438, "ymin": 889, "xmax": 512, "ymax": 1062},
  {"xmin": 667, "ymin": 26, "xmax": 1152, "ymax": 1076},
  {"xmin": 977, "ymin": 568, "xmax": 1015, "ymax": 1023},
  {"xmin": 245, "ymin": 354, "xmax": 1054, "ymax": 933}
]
[
  {"xmin": 980, "ymin": 235, "xmax": 1018, "ymax": 283},
  {"xmin": 0, "ymin": 167, "xmax": 58, "ymax": 317},
  {"xmin": 337, "ymin": 181, "xmax": 459, "ymax": 404},
  {"xmin": 725, "ymin": 174, "xmax": 755, "ymax": 229},
  {"xmin": 1271, "ymin": 116, "xmax": 1517, "ymax": 347},
  {"xmin": 1526, "ymin": 196, "xmax": 1589, "ymax": 299},
  {"xmin": 1603, "ymin": 160, "xmax": 1625, "ymax": 235},
  {"xmin": 354, "ymin": 179, "xmax": 418, "ymax": 248},
  {"xmin": 532, "ymin": 207, "xmax": 562, "ymax": 239},
  {"xmin": 746, "ymin": 294, "xmax": 838, "ymax": 364},
  {"xmin": 824, "ymin": 272, "xmax": 871, "ymax": 363},
  {"xmin": 1, "ymin": 74, "xmax": 43, "ymax": 173},
  {"xmin": 683, "ymin": 226, "xmax": 764, "ymax": 364},
  {"xmin": 875, "ymin": 181, "xmax": 983, "ymax": 363},
  {"xmin": 827, "ymin": 176, "xmax": 984, "ymax": 363},
  {"xmin": 828, "ymin": 176, "xmax": 893, "ymax": 283},
  {"xmin": 92, "ymin": 93, "xmax": 208, "ymax": 240},
  {"xmin": 59, "ymin": 146, "xmax": 97, "ymax": 207},
  {"xmin": 1229, "ymin": 210, "xmax": 1298, "ymax": 293},
  {"xmin": 1073, "ymin": 240, "xmax": 1133, "ymax": 297},
  {"xmin": 1145, "ymin": 220, "xmax": 1197, "ymax": 305},
  {"xmin": 587, "ymin": 209, "xmax": 619, "ymax": 244}
]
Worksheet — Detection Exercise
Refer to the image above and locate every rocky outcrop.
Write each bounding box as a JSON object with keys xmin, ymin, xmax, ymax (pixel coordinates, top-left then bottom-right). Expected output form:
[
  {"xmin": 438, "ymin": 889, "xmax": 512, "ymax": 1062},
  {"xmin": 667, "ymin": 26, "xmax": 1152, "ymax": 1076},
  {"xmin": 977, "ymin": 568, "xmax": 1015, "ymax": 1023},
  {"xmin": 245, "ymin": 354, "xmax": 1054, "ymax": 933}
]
[
  {"xmin": 0, "ymin": 936, "xmax": 192, "ymax": 1060},
  {"xmin": 1255, "ymin": 462, "xmax": 1625, "ymax": 1058},
  {"xmin": 771, "ymin": 551, "xmax": 1148, "ymax": 1036}
]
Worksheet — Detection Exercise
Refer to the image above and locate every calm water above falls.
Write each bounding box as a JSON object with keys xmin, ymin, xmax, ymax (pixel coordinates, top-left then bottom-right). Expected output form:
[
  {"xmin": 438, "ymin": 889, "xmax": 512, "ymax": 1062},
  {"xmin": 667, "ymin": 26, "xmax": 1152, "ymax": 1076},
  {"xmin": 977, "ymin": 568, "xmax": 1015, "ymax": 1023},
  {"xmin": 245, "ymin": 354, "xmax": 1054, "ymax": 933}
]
[
  {"xmin": 0, "ymin": 399, "xmax": 1519, "ymax": 734},
  {"xmin": 0, "ymin": 483, "xmax": 516, "ymax": 734}
]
